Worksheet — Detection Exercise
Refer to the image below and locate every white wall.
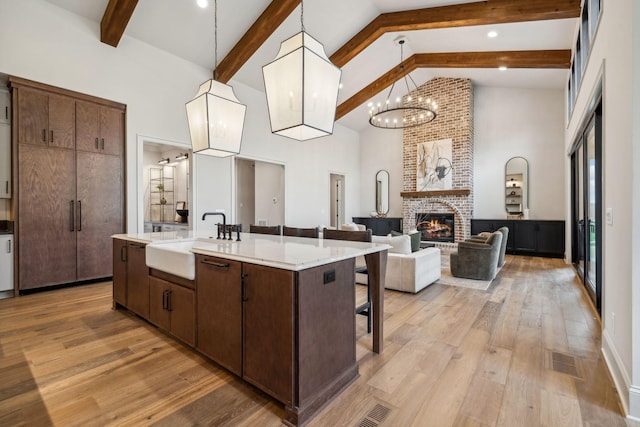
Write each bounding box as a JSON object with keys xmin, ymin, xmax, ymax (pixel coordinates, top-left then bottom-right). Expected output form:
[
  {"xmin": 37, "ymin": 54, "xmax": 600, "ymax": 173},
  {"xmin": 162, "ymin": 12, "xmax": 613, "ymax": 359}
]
[
  {"xmin": 474, "ymin": 87, "xmax": 565, "ymax": 220},
  {"xmin": 0, "ymin": 0, "xmax": 362, "ymax": 235},
  {"xmin": 358, "ymin": 86, "xmax": 566, "ymax": 223},
  {"xmin": 228, "ymin": 81, "xmax": 362, "ymax": 229},
  {"xmin": 0, "ymin": 0, "xmax": 207, "ymax": 233},
  {"xmin": 565, "ymin": 0, "xmax": 638, "ymax": 418},
  {"xmin": 358, "ymin": 126, "xmax": 403, "ymax": 218}
]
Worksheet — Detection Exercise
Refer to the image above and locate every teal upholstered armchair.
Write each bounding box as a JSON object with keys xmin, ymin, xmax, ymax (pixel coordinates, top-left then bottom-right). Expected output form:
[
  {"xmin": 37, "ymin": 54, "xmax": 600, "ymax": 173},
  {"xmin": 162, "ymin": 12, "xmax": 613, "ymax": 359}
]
[{"xmin": 450, "ymin": 231, "xmax": 503, "ymax": 280}]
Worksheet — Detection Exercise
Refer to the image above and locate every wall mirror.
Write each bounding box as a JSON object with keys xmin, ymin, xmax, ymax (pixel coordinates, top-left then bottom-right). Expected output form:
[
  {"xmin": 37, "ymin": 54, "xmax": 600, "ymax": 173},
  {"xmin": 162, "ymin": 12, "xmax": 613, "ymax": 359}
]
[
  {"xmin": 375, "ymin": 170, "xmax": 389, "ymax": 216},
  {"xmin": 505, "ymin": 157, "xmax": 528, "ymax": 215}
]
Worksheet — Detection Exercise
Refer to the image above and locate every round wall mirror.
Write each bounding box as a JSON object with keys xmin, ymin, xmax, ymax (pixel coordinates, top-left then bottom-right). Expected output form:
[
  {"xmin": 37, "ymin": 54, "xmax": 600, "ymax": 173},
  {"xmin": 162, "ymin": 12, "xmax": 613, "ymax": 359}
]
[
  {"xmin": 505, "ymin": 157, "xmax": 528, "ymax": 215},
  {"xmin": 375, "ymin": 170, "xmax": 389, "ymax": 216}
]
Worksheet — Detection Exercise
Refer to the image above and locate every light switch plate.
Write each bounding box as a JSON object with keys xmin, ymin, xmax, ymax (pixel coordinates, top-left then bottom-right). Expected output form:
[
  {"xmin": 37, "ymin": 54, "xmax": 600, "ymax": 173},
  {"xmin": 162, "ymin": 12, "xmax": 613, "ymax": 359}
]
[{"xmin": 606, "ymin": 208, "xmax": 613, "ymax": 225}]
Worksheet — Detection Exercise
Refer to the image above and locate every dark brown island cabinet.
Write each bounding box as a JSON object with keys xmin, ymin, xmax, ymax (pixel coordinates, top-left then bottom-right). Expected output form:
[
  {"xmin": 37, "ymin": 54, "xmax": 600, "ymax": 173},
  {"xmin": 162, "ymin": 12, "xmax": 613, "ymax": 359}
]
[
  {"xmin": 113, "ymin": 237, "xmax": 360, "ymax": 426},
  {"xmin": 11, "ymin": 77, "xmax": 125, "ymax": 292}
]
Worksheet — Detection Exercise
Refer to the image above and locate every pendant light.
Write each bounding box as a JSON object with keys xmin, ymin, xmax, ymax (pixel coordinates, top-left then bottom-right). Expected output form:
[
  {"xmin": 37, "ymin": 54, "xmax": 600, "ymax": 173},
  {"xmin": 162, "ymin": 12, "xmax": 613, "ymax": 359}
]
[
  {"xmin": 186, "ymin": 0, "xmax": 246, "ymax": 157},
  {"xmin": 262, "ymin": 0, "xmax": 341, "ymax": 141},
  {"xmin": 368, "ymin": 37, "xmax": 437, "ymax": 129}
]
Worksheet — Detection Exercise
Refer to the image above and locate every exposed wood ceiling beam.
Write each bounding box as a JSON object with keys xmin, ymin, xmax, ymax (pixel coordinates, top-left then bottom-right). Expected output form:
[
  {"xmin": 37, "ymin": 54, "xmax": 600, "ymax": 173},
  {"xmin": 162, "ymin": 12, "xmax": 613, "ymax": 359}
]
[
  {"xmin": 330, "ymin": 0, "xmax": 580, "ymax": 68},
  {"xmin": 215, "ymin": 0, "xmax": 301, "ymax": 83},
  {"xmin": 100, "ymin": 0, "xmax": 139, "ymax": 47},
  {"xmin": 335, "ymin": 49, "xmax": 571, "ymax": 120}
]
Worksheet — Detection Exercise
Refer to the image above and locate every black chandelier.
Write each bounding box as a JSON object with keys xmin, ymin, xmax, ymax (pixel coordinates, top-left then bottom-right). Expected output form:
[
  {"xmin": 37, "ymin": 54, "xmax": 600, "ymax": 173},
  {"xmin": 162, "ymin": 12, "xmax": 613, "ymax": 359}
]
[{"xmin": 368, "ymin": 37, "xmax": 437, "ymax": 129}]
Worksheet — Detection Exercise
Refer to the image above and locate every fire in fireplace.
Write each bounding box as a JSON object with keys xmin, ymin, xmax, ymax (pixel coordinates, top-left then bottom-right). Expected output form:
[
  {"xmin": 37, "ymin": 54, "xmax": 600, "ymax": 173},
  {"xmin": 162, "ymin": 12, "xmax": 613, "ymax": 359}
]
[{"xmin": 415, "ymin": 213, "xmax": 455, "ymax": 242}]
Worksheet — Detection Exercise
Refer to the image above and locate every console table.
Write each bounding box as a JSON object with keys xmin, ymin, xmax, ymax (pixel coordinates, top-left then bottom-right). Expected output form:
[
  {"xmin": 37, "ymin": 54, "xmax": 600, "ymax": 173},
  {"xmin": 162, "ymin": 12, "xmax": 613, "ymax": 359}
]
[
  {"xmin": 352, "ymin": 217, "xmax": 403, "ymax": 236},
  {"xmin": 471, "ymin": 219, "xmax": 565, "ymax": 258}
]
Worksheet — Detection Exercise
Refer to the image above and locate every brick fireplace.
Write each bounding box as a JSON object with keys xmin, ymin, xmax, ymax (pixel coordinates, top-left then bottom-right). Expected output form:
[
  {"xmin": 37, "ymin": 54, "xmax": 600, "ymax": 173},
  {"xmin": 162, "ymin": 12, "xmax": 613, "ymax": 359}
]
[{"xmin": 401, "ymin": 78, "xmax": 473, "ymax": 243}]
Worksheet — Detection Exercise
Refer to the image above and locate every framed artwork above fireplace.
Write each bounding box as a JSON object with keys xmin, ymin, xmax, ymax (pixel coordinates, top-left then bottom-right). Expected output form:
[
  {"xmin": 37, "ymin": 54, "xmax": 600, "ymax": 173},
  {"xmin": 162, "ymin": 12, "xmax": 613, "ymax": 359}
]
[{"xmin": 416, "ymin": 138, "xmax": 453, "ymax": 191}]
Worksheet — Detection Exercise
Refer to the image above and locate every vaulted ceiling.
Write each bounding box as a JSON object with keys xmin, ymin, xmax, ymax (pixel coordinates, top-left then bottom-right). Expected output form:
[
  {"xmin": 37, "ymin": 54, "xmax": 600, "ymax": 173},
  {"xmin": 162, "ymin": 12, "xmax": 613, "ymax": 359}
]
[{"xmin": 45, "ymin": 0, "xmax": 579, "ymax": 131}]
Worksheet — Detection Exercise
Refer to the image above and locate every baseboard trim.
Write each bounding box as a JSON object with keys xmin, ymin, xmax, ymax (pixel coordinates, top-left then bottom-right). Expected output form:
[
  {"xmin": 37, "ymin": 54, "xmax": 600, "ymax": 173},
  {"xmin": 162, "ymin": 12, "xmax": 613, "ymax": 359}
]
[
  {"xmin": 629, "ymin": 385, "xmax": 640, "ymax": 421},
  {"xmin": 602, "ymin": 329, "xmax": 632, "ymax": 415}
]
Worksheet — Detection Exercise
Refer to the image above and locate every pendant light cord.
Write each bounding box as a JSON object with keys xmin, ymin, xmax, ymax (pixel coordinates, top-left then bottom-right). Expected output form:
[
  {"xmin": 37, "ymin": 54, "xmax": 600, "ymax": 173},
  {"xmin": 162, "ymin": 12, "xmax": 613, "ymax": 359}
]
[
  {"xmin": 300, "ymin": 0, "xmax": 305, "ymax": 32},
  {"xmin": 214, "ymin": 0, "xmax": 218, "ymax": 71}
]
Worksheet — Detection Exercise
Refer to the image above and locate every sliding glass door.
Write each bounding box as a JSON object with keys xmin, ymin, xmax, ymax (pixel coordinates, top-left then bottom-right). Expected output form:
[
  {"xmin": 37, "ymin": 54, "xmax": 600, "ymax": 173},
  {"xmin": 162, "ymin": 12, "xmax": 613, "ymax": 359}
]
[{"xmin": 571, "ymin": 101, "xmax": 602, "ymax": 313}]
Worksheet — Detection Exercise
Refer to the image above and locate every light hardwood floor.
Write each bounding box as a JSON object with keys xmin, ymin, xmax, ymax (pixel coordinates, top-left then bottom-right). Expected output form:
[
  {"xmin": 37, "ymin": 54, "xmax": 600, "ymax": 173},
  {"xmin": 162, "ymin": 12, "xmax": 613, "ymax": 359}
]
[{"xmin": 0, "ymin": 255, "xmax": 631, "ymax": 426}]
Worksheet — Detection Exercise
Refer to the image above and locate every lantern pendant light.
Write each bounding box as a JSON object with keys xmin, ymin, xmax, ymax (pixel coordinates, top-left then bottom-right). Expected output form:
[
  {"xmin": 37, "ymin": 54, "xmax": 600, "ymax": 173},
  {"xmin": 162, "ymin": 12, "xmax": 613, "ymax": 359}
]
[
  {"xmin": 262, "ymin": 0, "xmax": 341, "ymax": 141},
  {"xmin": 186, "ymin": 0, "xmax": 246, "ymax": 157}
]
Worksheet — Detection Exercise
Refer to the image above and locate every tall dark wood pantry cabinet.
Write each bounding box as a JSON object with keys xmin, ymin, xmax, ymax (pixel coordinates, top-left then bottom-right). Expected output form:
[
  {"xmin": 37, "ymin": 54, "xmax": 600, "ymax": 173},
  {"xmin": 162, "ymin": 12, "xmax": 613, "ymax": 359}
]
[{"xmin": 10, "ymin": 77, "xmax": 126, "ymax": 291}]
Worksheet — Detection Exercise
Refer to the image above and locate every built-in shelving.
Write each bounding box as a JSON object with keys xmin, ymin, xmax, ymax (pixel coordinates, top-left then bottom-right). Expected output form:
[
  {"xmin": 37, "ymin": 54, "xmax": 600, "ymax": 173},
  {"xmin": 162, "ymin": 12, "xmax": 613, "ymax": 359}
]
[{"xmin": 149, "ymin": 166, "xmax": 175, "ymax": 222}]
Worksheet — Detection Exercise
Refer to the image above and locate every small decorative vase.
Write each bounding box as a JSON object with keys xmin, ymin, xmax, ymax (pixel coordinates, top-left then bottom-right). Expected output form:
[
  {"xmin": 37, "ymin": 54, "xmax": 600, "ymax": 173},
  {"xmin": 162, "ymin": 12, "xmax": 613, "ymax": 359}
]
[{"xmin": 160, "ymin": 197, "xmax": 167, "ymax": 205}]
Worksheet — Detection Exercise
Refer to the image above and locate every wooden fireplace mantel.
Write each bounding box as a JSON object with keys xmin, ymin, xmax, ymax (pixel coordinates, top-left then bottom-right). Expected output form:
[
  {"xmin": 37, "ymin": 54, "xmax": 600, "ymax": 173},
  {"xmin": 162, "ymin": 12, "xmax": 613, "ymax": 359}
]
[{"xmin": 401, "ymin": 189, "xmax": 471, "ymax": 198}]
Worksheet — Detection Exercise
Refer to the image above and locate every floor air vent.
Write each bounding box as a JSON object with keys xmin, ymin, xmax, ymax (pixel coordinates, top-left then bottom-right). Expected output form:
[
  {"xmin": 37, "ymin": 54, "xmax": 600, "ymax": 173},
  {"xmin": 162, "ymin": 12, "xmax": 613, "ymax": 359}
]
[
  {"xmin": 548, "ymin": 351, "xmax": 582, "ymax": 379},
  {"xmin": 358, "ymin": 403, "xmax": 391, "ymax": 426}
]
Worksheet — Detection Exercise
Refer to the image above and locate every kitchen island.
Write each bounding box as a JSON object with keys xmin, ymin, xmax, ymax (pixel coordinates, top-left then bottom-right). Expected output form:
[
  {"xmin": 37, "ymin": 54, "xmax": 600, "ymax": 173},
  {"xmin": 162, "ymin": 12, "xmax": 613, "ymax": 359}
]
[{"xmin": 112, "ymin": 231, "xmax": 388, "ymax": 426}]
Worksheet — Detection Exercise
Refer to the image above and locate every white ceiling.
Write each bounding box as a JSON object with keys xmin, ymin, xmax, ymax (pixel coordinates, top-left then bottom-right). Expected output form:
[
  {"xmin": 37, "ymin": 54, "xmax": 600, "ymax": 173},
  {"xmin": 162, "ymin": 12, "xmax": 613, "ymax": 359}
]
[{"xmin": 43, "ymin": 0, "xmax": 577, "ymax": 131}]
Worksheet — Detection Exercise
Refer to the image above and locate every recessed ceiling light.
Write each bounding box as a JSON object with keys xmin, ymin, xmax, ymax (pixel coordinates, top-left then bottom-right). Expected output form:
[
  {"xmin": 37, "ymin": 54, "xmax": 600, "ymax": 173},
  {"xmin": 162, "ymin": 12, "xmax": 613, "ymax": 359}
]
[
  {"xmin": 197, "ymin": 0, "xmax": 208, "ymax": 8},
  {"xmin": 499, "ymin": 66, "xmax": 508, "ymax": 71},
  {"xmin": 487, "ymin": 30, "xmax": 498, "ymax": 38}
]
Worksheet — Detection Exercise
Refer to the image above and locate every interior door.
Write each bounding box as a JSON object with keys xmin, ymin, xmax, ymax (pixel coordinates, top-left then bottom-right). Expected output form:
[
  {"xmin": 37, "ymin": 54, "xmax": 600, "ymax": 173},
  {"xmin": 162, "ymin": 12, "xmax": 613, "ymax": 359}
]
[{"xmin": 330, "ymin": 173, "xmax": 345, "ymax": 228}]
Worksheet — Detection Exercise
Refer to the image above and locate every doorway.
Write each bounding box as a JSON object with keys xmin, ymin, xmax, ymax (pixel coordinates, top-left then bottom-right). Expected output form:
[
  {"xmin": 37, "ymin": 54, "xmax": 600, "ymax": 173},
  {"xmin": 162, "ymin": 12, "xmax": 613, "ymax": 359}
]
[
  {"xmin": 329, "ymin": 173, "xmax": 345, "ymax": 229},
  {"xmin": 235, "ymin": 158, "xmax": 285, "ymax": 230},
  {"xmin": 571, "ymin": 100, "xmax": 602, "ymax": 313},
  {"xmin": 137, "ymin": 136, "xmax": 193, "ymax": 233}
]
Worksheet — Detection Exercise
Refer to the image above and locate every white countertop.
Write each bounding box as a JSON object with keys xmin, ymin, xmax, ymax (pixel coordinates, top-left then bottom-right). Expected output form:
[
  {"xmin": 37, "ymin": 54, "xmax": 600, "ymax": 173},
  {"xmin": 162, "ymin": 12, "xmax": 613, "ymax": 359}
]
[{"xmin": 113, "ymin": 231, "xmax": 390, "ymax": 271}]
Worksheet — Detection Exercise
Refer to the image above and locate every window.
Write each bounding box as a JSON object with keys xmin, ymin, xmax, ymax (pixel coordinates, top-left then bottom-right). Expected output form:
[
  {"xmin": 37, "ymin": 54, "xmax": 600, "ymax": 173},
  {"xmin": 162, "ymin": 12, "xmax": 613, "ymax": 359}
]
[
  {"xmin": 566, "ymin": 0, "xmax": 603, "ymax": 118},
  {"xmin": 590, "ymin": 0, "xmax": 601, "ymax": 38}
]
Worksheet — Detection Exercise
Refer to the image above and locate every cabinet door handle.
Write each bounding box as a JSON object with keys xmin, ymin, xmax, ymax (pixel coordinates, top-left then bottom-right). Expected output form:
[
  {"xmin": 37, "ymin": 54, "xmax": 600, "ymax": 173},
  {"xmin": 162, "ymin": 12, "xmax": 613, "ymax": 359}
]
[
  {"xmin": 5, "ymin": 180, "xmax": 8, "ymax": 195},
  {"xmin": 200, "ymin": 259, "xmax": 229, "ymax": 269},
  {"xmin": 95, "ymin": 137, "xmax": 99, "ymax": 149},
  {"xmin": 50, "ymin": 130, "xmax": 54, "ymax": 143},
  {"xmin": 77, "ymin": 200, "xmax": 82, "ymax": 231},
  {"xmin": 162, "ymin": 290, "xmax": 167, "ymax": 310},
  {"xmin": 120, "ymin": 245, "xmax": 127, "ymax": 262},
  {"xmin": 101, "ymin": 138, "xmax": 105, "ymax": 150},
  {"xmin": 6, "ymin": 239, "xmax": 10, "ymax": 254},
  {"xmin": 42, "ymin": 129, "xmax": 46, "ymax": 142},
  {"xmin": 241, "ymin": 273, "xmax": 249, "ymax": 302},
  {"xmin": 70, "ymin": 200, "xmax": 75, "ymax": 231},
  {"xmin": 4, "ymin": 106, "xmax": 7, "ymax": 120},
  {"xmin": 166, "ymin": 290, "xmax": 172, "ymax": 311}
]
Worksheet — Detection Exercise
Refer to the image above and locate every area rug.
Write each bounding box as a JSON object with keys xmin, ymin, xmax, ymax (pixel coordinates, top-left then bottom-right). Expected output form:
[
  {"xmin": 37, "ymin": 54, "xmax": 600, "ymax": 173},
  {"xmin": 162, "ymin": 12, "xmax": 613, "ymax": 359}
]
[{"xmin": 436, "ymin": 250, "xmax": 494, "ymax": 291}]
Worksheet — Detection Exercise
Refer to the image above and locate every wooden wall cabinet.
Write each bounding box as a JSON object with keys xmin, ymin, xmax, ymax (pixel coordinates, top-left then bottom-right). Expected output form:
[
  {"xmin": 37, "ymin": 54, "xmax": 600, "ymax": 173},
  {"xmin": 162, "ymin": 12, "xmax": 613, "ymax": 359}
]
[
  {"xmin": 471, "ymin": 219, "xmax": 565, "ymax": 258},
  {"xmin": 76, "ymin": 101, "xmax": 124, "ymax": 156},
  {"xmin": 11, "ymin": 77, "xmax": 125, "ymax": 291},
  {"xmin": 149, "ymin": 275, "xmax": 195, "ymax": 346},
  {"xmin": 0, "ymin": 124, "xmax": 10, "ymax": 199},
  {"xmin": 18, "ymin": 145, "xmax": 77, "ymax": 289},
  {"xmin": 17, "ymin": 88, "xmax": 75, "ymax": 149}
]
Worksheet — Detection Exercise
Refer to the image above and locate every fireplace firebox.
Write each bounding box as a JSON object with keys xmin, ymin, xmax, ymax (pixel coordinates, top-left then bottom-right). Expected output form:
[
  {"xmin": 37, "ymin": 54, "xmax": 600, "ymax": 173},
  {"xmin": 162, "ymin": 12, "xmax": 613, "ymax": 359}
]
[{"xmin": 415, "ymin": 213, "xmax": 455, "ymax": 242}]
